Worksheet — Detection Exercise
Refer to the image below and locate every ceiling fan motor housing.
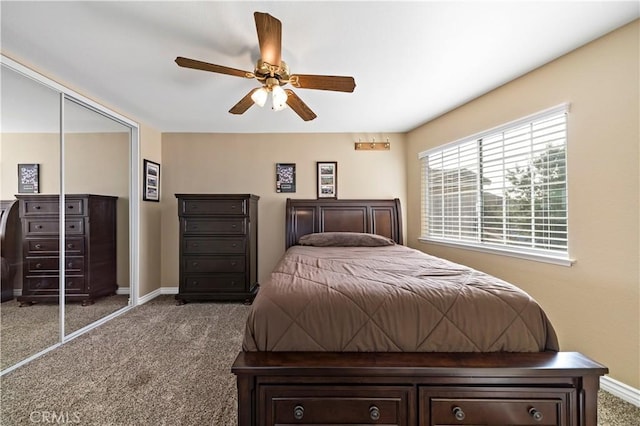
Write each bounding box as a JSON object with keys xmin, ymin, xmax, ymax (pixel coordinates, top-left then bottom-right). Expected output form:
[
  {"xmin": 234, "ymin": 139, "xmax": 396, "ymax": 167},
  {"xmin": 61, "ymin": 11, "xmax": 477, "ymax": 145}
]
[{"xmin": 254, "ymin": 59, "xmax": 289, "ymax": 85}]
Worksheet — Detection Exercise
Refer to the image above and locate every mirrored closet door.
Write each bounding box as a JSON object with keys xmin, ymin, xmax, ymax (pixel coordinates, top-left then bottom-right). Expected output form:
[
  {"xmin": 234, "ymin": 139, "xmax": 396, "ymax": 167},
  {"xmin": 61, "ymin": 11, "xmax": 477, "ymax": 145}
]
[
  {"xmin": 0, "ymin": 64, "xmax": 62, "ymax": 370},
  {"xmin": 0, "ymin": 56, "xmax": 139, "ymax": 374}
]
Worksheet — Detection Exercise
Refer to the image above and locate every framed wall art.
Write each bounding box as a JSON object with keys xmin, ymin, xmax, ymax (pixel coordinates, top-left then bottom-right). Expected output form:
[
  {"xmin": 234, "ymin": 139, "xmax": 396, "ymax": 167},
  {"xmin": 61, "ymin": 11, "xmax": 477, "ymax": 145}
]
[
  {"xmin": 276, "ymin": 163, "xmax": 296, "ymax": 193},
  {"xmin": 316, "ymin": 161, "xmax": 337, "ymax": 199},
  {"xmin": 18, "ymin": 163, "xmax": 40, "ymax": 193},
  {"xmin": 143, "ymin": 159, "xmax": 160, "ymax": 202}
]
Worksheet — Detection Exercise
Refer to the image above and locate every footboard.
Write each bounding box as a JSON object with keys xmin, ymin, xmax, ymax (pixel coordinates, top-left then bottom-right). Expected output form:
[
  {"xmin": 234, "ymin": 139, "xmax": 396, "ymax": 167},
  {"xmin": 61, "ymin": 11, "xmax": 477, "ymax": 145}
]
[{"xmin": 232, "ymin": 351, "xmax": 607, "ymax": 426}]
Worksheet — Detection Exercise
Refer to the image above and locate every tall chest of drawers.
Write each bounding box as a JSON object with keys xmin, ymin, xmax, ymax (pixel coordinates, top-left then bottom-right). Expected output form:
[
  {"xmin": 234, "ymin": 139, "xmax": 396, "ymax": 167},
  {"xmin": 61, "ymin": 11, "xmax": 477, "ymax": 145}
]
[
  {"xmin": 175, "ymin": 194, "xmax": 259, "ymax": 304},
  {"xmin": 16, "ymin": 194, "xmax": 118, "ymax": 306}
]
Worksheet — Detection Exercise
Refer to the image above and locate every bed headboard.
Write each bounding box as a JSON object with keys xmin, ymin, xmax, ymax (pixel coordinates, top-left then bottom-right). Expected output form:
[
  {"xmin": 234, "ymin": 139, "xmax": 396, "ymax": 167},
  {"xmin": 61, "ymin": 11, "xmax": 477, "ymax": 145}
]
[{"xmin": 285, "ymin": 198, "xmax": 403, "ymax": 249}]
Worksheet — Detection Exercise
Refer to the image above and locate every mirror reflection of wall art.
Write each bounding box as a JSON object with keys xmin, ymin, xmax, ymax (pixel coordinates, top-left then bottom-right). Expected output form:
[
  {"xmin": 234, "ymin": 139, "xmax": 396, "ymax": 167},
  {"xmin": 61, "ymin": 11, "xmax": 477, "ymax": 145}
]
[
  {"xmin": 276, "ymin": 163, "xmax": 296, "ymax": 193},
  {"xmin": 316, "ymin": 161, "xmax": 337, "ymax": 199},
  {"xmin": 143, "ymin": 159, "xmax": 160, "ymax": 202},
  {"xmin": 18, "ymin": 163, "xmax": 40, "ymax": 193}
]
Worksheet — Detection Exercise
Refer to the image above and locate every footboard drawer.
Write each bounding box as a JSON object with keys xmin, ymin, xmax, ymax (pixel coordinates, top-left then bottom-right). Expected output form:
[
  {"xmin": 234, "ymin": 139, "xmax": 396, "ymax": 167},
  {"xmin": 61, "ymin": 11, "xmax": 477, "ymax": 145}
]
[
  {"xmin": 260, "ymin": 385, "xmax": 413, "ymax": 426},
  {"xmin": 421, "ymin": 387, "xmax": 573, "ymax": 426}
]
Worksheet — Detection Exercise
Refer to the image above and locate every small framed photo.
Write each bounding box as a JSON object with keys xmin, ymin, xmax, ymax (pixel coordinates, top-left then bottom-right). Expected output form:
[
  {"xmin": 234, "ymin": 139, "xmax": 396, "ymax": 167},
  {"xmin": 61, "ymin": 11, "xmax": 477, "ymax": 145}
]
[
  {"xmin": 18, "ymin": 163, "xmax": 40, "ymax": 193},
  {"xmin": 143, "ymin": 159, "xmax": 160, "ymax": 202},
  {"xmin": 316, "ymin": 161, "xmax": 337, "ymax": 199},
  {"xmin": 276, "ymin": 163, "xmax": 296, "ymax": 193}
]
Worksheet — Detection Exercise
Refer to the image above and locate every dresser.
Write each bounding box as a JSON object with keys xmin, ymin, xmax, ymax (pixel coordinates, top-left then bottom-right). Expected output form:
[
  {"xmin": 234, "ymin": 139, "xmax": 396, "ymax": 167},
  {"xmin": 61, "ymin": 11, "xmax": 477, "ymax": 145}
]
[
  {"xmin": 15, "ymin": 194, "xmax": 118, "ymax": 306},
  {"xmin": 175, "ymin": 194, "xmax": 259, "ymax": 304}
]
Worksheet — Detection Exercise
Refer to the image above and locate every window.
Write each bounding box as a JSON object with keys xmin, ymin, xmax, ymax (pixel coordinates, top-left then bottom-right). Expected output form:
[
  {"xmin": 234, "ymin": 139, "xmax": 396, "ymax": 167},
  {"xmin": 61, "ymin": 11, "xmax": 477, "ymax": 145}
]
[{"xmin": 419, "ymin": 104, "xmax": 571, "ymax": 265}]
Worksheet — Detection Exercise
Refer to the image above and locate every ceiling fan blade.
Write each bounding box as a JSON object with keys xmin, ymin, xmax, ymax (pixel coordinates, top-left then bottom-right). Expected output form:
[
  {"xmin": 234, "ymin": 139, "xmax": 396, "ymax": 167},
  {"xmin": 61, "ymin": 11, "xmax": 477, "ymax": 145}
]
[
  {"xmin": 290, "ymin": 74, "xmax": 356, "ymax": 92},
  {"xmin": 285, "ymin": 89, "xmax": 317, "ymax": 121},
  {"xmin": 229, "ymin": 89, "xmax": 259, "ymax": 115},
  {"xmin": 254, "ymin": 12, "xmax": 282, "ymax": 66},
  {"xmin": 175, "ymin": 57, "xmax": 254, "ymax": 79}
]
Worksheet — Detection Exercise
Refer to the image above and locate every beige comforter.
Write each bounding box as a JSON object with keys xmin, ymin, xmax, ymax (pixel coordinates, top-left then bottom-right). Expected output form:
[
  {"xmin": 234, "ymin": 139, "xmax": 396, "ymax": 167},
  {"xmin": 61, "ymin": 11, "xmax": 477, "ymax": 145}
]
[{"xmin": 243, "ymin": 245, "xmax": 559, "ymax": 352}]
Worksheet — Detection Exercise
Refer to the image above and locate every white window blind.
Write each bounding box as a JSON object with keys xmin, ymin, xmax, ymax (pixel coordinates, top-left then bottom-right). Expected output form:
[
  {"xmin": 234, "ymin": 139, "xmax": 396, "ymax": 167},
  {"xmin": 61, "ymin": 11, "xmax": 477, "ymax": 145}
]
[{"xmin": 419, "ymin": 104, "xmax": 569, "ymax": 260}]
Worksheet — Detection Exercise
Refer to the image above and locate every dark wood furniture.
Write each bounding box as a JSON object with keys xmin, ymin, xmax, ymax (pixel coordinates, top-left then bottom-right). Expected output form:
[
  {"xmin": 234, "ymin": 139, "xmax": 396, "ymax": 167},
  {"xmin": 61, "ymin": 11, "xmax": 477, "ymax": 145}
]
[
  {"xmin": 15, "ymin": 194, "xmax": 118, "ymax": 306},
  {"xmin": 1, "ymin": 200, "xmax": 20, "ymax": 302},
  {"xmin": 232, "ymin": 198, "xmax": 609, "ymax": 426},
  {"xmin": 175, "ymin": 194, "xmax": 259, "ymax": 304},
  {"xmin": 233, "ymin": 351, "xmax": 607, "ymax": 426}
]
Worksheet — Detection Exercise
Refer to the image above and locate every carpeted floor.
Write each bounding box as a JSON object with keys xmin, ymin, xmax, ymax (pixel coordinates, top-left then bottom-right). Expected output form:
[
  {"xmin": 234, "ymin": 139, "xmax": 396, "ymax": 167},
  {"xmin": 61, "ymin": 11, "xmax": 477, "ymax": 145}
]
[
  {"xmin": 1, "ymin": 295, "xmax": 638, "ymax": 425},
  {"xmin": 1, "ymin": 295, "xmax": 129, "ymax": 370}
]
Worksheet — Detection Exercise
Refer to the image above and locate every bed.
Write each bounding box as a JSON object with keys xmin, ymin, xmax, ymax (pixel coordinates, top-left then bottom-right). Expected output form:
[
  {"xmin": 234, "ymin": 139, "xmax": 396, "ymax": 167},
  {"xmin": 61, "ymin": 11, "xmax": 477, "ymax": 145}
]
[{"xmin": 232, "ymin": 198, "xmax": 608, "ymax": 426}]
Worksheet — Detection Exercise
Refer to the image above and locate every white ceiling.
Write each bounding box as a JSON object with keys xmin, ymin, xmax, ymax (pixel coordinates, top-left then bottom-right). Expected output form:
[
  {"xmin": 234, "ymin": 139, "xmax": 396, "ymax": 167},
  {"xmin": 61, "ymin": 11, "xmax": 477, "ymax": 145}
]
[{"xmin": 1, "ymin": 1, "xmax": 638, "ymax": 134}]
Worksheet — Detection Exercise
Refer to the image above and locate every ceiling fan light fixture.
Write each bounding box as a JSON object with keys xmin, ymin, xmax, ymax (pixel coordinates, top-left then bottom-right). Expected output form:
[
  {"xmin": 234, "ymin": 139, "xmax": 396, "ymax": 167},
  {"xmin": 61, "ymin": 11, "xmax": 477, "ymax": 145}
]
[
  {"xmin": 271, "ymin": 84, "xmax": 288, "ymax": 111},
  {"xmin": 251, "ymin": 87, "xmax": 268, "ymax": 107}
]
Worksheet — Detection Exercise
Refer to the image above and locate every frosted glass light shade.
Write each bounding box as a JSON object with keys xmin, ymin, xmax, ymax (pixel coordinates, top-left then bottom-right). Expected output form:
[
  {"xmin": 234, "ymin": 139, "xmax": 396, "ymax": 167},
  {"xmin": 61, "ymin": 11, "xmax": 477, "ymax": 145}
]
[
  {"xmin": 251, "ymin": 87, "xmax": 268, "ymax": 107},
  {"xmin": 271, "ymin": 85, "xmax": 288, "ymax": 111}
]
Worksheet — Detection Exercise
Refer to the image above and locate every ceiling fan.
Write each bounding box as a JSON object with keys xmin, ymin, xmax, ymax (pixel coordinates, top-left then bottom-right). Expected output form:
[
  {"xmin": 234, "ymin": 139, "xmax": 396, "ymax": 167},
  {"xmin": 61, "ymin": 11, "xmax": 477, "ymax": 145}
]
[{"xmin": 175, "ymin": 11, "xmax": 356, "ymax": 121}]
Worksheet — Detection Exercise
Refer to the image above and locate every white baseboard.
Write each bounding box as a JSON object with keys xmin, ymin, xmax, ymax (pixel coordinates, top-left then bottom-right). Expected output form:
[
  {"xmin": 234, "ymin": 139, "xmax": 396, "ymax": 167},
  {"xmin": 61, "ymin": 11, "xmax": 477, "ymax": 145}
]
[
  {"xmin": 116, "ymin": 287, "xmax": 130, "ymax": 295},
  {"xmin": 601, "ymin": 375, "xmax": 640, "ymax": 407},
  {"xmin": 137, "ymin": 287, "xmax": 178, "ymax": 305}
]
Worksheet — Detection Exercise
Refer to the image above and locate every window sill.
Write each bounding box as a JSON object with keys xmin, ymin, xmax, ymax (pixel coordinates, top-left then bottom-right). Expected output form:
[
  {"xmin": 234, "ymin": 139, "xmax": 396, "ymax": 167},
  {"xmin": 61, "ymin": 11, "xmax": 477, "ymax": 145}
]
[{"xmin": 418, "ymin": 237, "xmax": 575, "ymax": 267}]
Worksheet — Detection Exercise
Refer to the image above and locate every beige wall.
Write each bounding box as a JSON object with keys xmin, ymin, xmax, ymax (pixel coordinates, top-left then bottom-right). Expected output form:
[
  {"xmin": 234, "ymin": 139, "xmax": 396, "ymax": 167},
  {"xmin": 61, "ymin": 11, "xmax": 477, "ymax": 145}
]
[
  {"xmin": 138, "ymin": 123, "xmax": 163, "ymax": 298},
  {"xmin": 0, "ymin": 132, "xmax": 130, "ymax": 288},
  {"xmin": 406, "ymin": 21, "xmax": 639, "ymax": 388},
  {"xmin": 160, "ymin": 132, "xmax": 407, "ymax": 286}
]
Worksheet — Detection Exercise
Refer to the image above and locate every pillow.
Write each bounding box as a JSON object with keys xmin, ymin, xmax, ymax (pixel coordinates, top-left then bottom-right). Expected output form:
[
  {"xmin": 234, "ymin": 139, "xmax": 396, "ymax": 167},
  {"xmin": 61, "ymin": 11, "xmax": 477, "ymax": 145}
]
[{"xmin": 298, "ymin": 232, "xmax": 395, "ymax": 247}]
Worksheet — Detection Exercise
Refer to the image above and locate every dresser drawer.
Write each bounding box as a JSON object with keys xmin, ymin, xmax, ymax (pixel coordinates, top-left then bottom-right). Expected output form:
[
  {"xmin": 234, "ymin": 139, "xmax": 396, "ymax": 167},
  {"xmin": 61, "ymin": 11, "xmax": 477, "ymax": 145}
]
[
  {"xmin": 182, "ymin": 274, "xmax": 245, "ymax": 292},
  {"xmin": 24, "ymin": 218, "xmax": 84, "ymax": 235},
  {"xmin": 183, "ymin": 256, "xmax": 244, "ymax": 273},
  {"xmin": 183, "ymin": 237, "xmax": 246, "ymax": 254},
  {"xmin": 26, "ymin": 256, "xmax": 84, "ymax": 274},
  {"xmin": 180, "ymin": 198, "xmax": 246, "ymax": 216},
  {"xmin": 421, "ymin": 387, "xmax": 571, "ymax": 426},
  {"xmin": 261, "ymin": 385, "xmax": 412, "ymax": 426},
  {"xmin": 27, "ymin": 238, "xmax": 85, "ymax": 255},
  {"xmin": 24, "ymin": 275, "xmax": 84, "ymax": 292},
  {"xmin": 22, "ymin": 199, "xmax": 84, "ymax": 216},
  {"xmin": 183, "ymin": 218, "xmax": 246, "ymax": 235}
]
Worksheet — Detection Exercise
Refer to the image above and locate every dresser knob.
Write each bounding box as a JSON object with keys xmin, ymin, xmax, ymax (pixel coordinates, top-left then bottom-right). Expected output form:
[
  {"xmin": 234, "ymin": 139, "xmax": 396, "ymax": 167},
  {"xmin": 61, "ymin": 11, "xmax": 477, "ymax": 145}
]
[
  {"xmin": 230, "ymin": 262, "xmax": 237, "ymax": 266},
  {"xmin": 66, "ymin": 281, "xmax": 73, "ymax": 287},
  {"xmin": 36, "ymin": 225, "xmax": 43, "ymax": 229},
  {"xmin": 35, "ymin": 263, "xmax": 42, "ymax": 269},
  {"xmin": 192, "ymin": 262, "xmax": 199, "ymax": 268},
  {"xmin": 35, "ymin": 205, "xmax": 41, "ymax": 210},
  {"xmin": 68, "ymin": 205, "xmax": 74, "ymax": 209},
  {"xmin": 231, "ymin": 224, "xmax": 237, "ymax": 228},
  {"xmin": 69, "ymin": 225, "xmax": 75, "ymax": 229},
  {"xmin": 529, "ymin": 407, "xmax": 543, "ymax": 422},
  {"xmin": 369, "ymin": 405, "xmax": 380, "ymax": 421},
  {"xmin": 68, "ymin": 262, "xmax": 73, "ymax": 268},
  {"xmin": 453, "ymin": 406, "xmax": 465, "ymax": 421},
  {"xmin": 192, "ymin": 281, "xmax": 199, "ymax": 286},
  {"xmin": 293, "ymin": 405, "xmax": 304, "ymax": 420},
  {"xmin": 67, "ymin": 243, "xmax": 74, "ymax": 249},
  {"xmin": 35, "ymin": 244, "xmax": 42, "ymax": 249}
]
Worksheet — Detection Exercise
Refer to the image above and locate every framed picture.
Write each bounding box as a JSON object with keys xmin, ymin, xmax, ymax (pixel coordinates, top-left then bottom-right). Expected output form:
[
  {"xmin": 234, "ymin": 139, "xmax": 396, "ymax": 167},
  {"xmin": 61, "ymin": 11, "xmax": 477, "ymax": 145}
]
[
  {"xmin": 316, "ymin": 161, "xmax": 337, "ymax": 199},
  {"xmin": 18, "ymin": 163, "xmax": 40, "ymax": 193},
  {"xmin": 276, "ymin": 163, "xmax": 296, "ymax": 193},
  {"xmin": 143, "ymin": 159, "xmax": 160, "ymax": 202}
]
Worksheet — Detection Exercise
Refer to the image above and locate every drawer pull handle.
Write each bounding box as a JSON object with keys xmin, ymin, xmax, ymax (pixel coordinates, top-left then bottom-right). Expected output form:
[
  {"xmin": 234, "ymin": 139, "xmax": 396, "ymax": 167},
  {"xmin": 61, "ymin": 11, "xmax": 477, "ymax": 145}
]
[
  {"xmin": 529, "ymin": 407, "xmax": 543, "ymax": 422},
  {"xmin": 192, "ymin": 262, "xmax": 199, "ymax": 268},
  {"xmin": 369, "ymin": 405, "xmax": 380, "ymax": 421},
  {"xmin": 230, "ymin": 262, "xmax": 237, "ymax": 266},
  {"xmin": 69, "ymin": 225, "xmax": 75, "ymax": 229},
  {"xmin": 68, "ymin": 205, "xmax": 74, "ymax": 209},
  {"xmin": 67, "ymin": 243, "xmax": 74, "ymax": 249},
  {"xmin": 68, "ymin": 262, "xmax": 73, "ymax": 268},
  {"xmin": 35, "ymin": 244, "xmax": 42, "ymax": 249},
  {"xmin": 453, "ymin": 406, "xmax": 465, "ymax": 421},
  {"xmin": 293, "ymin": 405, "xmax": 304, "ymax": 420},
  {"xmin": 36, "ymin": 225, "xmax": 43, "ymax": 229},
  {"xmin": 35, "ymin": 205, "xmax": 41, "ymax": 210},
  {"xmin": 35, "ymin": 263, "xmax": 42, "ymax": 269}
]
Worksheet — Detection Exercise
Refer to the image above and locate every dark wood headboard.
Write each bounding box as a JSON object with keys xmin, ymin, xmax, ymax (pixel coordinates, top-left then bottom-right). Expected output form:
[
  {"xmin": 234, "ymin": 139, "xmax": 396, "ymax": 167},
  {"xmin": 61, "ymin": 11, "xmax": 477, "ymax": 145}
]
[{"xmin": 285, "ymin": 198, "xmax": 403, "ymax": 249}]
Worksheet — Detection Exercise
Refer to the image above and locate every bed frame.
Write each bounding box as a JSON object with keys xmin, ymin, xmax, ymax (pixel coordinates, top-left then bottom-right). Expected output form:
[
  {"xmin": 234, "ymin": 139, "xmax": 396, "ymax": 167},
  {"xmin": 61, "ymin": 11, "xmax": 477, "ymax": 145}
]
[{"xmin": 232, "ymin": 198, "xmax": 608, "ymax": 426}]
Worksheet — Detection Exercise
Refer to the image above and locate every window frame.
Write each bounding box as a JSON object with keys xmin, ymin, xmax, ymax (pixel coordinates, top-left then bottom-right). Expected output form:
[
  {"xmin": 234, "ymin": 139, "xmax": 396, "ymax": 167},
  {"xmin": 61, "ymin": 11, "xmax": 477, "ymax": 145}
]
[{"xmin": 418, "ymin": 103, "xmax": 574, "ymax": 267}]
